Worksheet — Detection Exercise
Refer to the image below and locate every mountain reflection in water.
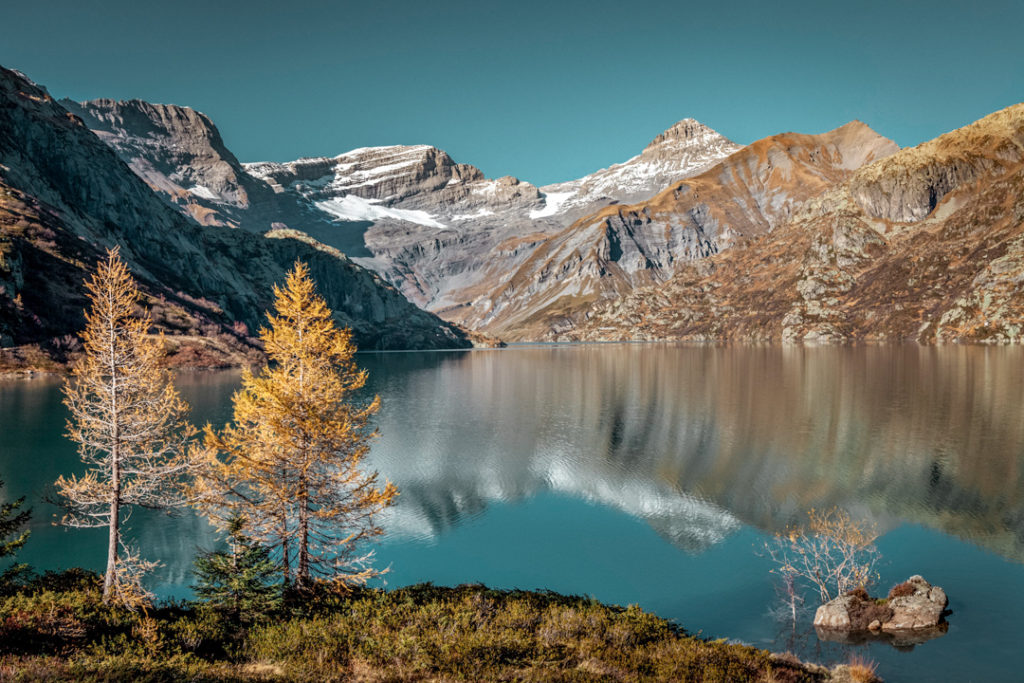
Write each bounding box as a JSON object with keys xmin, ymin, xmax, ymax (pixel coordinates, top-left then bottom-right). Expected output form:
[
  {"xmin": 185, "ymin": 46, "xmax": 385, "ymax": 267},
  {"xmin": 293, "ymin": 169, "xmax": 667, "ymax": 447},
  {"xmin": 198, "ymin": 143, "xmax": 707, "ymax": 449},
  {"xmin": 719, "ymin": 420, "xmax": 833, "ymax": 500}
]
[
  {"xmin": 3, "ymin": 344, "xmax": 1023, "ymax": 580},
  {"xmin": 362, "ymin": 345, "xmax": 1024, "ymax": 561}
]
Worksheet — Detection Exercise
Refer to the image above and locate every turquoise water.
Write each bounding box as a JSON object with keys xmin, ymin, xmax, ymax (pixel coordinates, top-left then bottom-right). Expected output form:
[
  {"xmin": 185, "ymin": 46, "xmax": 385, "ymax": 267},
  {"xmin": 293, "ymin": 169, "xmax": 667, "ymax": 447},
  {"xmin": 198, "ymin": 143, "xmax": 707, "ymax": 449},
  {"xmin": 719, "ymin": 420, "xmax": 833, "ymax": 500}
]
[{"xmin": 2, "ymin": 345, "xmax": 1023, "ymax": 682}]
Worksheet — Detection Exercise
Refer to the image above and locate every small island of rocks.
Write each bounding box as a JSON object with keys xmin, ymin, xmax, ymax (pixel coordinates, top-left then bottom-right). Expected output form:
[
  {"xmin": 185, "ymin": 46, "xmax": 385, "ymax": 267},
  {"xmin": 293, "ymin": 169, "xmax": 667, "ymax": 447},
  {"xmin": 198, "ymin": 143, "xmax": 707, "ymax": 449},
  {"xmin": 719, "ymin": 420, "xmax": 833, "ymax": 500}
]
[{"xmin": 814, "ymin": 575, "xmax": 950, "ymax": 647}]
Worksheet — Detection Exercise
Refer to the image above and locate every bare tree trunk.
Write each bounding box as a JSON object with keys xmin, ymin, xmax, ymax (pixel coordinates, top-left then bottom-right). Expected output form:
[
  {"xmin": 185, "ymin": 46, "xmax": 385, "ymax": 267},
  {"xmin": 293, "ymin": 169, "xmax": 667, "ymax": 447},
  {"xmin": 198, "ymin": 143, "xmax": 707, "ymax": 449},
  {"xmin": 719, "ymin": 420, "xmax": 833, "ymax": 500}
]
[
  {"xmin": 297, "ymin": 474, "xmax": 309, "ymax": 588},
  {"xmin": 296, "ymin": 345, "xmax": 310, "ymax": 588},
  {"xmin": 102, "ymin": 283, "xmax": 120, "ymax": 604},
  {"xmin": 103, "ymin": 443, "xmax": 120, "ymax": 602}
]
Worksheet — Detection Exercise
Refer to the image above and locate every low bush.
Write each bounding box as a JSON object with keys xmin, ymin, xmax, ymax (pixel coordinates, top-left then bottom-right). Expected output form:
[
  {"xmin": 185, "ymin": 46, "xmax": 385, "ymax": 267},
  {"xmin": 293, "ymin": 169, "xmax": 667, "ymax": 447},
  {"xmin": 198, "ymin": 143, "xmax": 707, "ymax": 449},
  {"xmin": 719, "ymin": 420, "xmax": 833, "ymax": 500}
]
[
  {"xmin": 887, "ymin": 582, "xmax": 916, "ymax": 599},
  {"xmin": 845, "ymin": 587, "xmax": 870, "ymax": 602},
  {"xmin": 840, "ymin": 590, "xmax": 893, "ymax": 631},
  {"xmin": 847, "ymin": 654, "xmax": 879, "ymax": 683}
]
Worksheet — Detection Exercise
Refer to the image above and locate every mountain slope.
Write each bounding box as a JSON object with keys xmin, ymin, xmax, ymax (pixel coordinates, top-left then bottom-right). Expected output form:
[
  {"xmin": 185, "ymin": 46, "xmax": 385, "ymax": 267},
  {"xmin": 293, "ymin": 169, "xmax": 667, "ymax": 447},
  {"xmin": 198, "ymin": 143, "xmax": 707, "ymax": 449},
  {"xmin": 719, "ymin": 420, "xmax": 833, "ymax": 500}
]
[
  {"xmin": 470, "ymin": 122, "xmax": 899, "ymax": 338},
  {"xmin": 0, "ymin": 66, "xmax": 473, "ymax": 366},
  {"xmin": 61, "ymin": 98, "xmax": 281, "ymax": 229},
  {"xmin": 568, "ymin": 103, "xmax": 1024, "ymax": 344},
  {"xmin": 538, "ymin": 119, "xmax": 744, "ymax": 219},
  {"xmin": 70, "ymin": 100, "xmax": 741, "ymax": 321}
]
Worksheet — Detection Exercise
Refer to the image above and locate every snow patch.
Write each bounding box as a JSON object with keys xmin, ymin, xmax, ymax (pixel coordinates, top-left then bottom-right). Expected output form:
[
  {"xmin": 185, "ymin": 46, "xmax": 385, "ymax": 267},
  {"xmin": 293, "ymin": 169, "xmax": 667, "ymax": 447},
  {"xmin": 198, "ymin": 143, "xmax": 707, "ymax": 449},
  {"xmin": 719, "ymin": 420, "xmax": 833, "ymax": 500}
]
[
  {"xmin": 529, "ymin": 191, "xmax": 576, "ymax": 219},
  {"xmin": 315, "ymin": 195, "xmax": 448, "ymax": 229},
  {"xmin": 451, "ymin": 208, "xmax": 495, "ymax": 221}
]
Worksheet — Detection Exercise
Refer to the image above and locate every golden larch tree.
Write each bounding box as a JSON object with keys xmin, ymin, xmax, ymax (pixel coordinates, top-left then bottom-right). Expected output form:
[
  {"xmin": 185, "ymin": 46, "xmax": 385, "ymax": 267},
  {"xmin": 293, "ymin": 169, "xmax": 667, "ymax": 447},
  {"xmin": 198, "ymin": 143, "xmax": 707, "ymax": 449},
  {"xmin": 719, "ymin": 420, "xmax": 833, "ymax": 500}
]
[
  {"xmin": 57, "ymin": 247, "xmax": 194, "ymax": 605},
  {"xmin": 194, "ymin": 261, "xmax": 397, "ymax": 589}
]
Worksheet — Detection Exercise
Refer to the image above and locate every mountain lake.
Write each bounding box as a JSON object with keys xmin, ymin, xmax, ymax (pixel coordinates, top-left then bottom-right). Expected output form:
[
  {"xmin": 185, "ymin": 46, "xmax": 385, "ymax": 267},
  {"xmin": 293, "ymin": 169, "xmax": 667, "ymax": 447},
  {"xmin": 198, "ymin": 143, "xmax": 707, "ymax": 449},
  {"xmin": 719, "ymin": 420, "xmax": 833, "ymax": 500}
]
[{"xmin": 2, "ymin": 344, "xmax": 1023, "ymax": 683}]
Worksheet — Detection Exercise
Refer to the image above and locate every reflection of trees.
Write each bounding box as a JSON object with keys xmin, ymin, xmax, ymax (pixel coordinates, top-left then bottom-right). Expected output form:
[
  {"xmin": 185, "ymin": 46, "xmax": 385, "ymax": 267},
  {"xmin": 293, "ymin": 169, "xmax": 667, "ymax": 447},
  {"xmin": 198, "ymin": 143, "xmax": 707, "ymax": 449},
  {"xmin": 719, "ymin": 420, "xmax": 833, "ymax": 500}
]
[{"xmin": 363, "ymin": 345, "xmax": 1024, "ymax": 561}]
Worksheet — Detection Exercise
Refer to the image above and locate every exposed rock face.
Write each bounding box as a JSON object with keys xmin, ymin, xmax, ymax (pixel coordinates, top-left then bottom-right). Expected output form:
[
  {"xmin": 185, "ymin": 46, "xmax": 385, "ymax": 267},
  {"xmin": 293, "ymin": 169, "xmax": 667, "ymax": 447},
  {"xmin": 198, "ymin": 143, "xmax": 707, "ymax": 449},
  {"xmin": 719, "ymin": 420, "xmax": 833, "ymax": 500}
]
[
  {"xmin": 813, "ymin": 576, "xmax": 948, "ymax": 635},
  {"xmin": 246, "ymin": 145, "xmax": 488, "ymax": 206},
  {"xmin": 882, "ymin": 576, "xmax": 948, "ymax": 630},
  {"xmin": 850, "ymin": 105, "xmax": 1024, "ymax": 222},
  {"xmin": 475, "ymin": 122, "xmax": 898, "ymax": 338},
  {"xmin": 71, "ymin": 100, "xmax": 741, "ymax": 319},
  {"xmin": 568, "ymin": 103, "xmax": 1024, "ymax": 344},
  {"xmin": 0, "ymin": 66, "xmax": 473, "ymax": 361},
  {"xmin": 61, "ymin": 98, "xmax": 279, "ymax": 228}
]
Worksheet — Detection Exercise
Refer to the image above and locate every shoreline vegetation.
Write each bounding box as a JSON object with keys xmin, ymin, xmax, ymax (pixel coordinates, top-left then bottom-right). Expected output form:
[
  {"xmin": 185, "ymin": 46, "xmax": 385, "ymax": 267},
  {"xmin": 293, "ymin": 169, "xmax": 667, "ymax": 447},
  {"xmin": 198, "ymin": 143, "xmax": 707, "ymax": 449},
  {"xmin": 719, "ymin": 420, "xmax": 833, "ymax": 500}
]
[{"xmin": 0, "ymin": 570, "xmax": 870, "ymax": 683}]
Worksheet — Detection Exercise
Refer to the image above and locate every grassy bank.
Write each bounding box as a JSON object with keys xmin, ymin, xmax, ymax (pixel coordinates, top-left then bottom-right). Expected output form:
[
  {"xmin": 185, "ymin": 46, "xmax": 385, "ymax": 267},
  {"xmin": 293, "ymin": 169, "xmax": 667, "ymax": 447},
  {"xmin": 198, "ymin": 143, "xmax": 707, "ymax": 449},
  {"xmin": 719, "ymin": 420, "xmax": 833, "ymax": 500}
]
[{"xmin": 0, "ymin": 570, "xmax": 866, "ymax": 683}]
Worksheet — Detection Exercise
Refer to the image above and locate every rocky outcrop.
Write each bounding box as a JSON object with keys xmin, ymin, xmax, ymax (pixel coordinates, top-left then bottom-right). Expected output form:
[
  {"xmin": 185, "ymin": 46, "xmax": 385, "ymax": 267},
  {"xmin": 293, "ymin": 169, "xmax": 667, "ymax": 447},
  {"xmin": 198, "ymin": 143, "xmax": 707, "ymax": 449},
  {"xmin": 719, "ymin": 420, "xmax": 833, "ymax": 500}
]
[
  {"xmin": 246, "ymin": 145, "xmax": 488, "ymax": 205},
  {"xmin": 850, "ymin": 105, "xmax": 1024, "ymax": 222},
  {"xmin": 61, "ymin": 98, "xmax": 282, "ymax": 228},
  {"xmin": 0, "ymin": 66, "xmax": 473, "ymax": 362},
  {"xmin": 568, "ymin": 103, "xmax": 1024, "ymax": 344},
  {"xmin": 474, "ymin": 122, "xmax": 898, "ymax": 339},
  {"xmin": 813, "ymin": 577, "xmax": 949, "ymax": 636}
]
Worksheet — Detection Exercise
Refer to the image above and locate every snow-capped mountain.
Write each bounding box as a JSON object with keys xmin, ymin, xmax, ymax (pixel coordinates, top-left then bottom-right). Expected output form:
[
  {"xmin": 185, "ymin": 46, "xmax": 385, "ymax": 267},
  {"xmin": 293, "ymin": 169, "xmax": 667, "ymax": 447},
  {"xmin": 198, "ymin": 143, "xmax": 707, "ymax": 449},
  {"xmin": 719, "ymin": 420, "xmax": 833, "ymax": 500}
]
[
  {"xmin": 536, "ymin": 118, "xmax": 742, "ymax": 218},
  {"xmin": 0, "ymin": 68, "xmax": 474, "ymax": 364},
  {"xmin": 242, "ymin": 118, "xmax": 740, "ymax": 235},
  {"xmin": 69, "ymin": 98, "xmax": 742, "ymax": 319}
]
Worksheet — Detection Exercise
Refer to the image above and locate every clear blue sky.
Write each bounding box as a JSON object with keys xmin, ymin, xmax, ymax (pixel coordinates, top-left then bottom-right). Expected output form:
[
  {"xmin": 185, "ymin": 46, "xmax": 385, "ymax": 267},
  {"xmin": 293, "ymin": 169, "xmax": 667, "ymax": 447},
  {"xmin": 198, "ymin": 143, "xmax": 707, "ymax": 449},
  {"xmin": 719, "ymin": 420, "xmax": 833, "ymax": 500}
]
[{"xmin": 3, "ymin": 0, "xmax": 1022, "ymax": 185}]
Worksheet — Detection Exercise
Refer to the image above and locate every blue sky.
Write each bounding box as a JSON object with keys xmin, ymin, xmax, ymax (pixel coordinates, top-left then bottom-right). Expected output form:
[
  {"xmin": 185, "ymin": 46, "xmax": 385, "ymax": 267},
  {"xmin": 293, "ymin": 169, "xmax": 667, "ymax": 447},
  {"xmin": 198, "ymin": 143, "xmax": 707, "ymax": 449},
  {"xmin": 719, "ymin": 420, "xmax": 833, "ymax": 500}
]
[{"xmin": 3, "ymin": 0, "xmax": 1022, "ymax": 185}]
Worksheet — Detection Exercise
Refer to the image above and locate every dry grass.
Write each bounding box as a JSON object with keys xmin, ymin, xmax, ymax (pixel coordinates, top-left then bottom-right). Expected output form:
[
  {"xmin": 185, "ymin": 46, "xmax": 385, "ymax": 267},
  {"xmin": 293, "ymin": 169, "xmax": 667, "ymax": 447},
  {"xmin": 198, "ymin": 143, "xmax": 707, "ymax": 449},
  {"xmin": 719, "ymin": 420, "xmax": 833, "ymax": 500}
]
[
  {"xmin": 846, "ymin": 654, "xmax": 879, "ymax": 683},
  {"xmin": 887, "ymin": 582, "xmax": 916, "ymax": 599},
  {"xmin": 0, "ymin": 572, "xmax": 834, "ymax": 683}
]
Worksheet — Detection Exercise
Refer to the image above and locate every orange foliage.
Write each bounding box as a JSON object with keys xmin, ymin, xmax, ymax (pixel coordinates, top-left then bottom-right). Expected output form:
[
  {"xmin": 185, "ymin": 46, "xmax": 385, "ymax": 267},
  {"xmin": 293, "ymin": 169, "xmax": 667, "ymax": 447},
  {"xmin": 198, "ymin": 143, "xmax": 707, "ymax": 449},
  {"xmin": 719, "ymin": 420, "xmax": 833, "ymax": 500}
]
[{"xmin": 194, "ymin": 261, "xmax": 397, "ymax": 589}]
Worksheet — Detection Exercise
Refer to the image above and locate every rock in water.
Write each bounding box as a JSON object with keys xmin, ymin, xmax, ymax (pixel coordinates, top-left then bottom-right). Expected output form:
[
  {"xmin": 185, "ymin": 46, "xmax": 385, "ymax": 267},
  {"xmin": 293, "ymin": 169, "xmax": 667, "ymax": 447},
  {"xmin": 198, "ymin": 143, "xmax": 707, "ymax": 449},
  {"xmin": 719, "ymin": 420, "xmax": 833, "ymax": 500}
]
[
  {"xmin": 813, "ymin": 575, "xmax": 948, "ymax": 634},
  {"xmin": 882, "ymin": 575, "xmax": 948, "ymax": 631},
  {"xmin": 813, "ymin": 594, "xmax": 859, "ymax": 629}
]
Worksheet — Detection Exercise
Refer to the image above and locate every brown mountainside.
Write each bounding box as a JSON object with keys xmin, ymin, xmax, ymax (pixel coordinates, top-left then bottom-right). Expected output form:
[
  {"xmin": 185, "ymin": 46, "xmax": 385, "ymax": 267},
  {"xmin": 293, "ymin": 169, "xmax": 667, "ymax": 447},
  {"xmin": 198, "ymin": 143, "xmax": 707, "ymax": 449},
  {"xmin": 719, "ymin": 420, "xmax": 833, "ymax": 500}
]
[
  {"xmin": 568, "ymin": 103, "xmax": 1024, "ymax": 344},
  {"xmin": 469, "ymin": 122, "xmax": 898, "ymax": 339}
]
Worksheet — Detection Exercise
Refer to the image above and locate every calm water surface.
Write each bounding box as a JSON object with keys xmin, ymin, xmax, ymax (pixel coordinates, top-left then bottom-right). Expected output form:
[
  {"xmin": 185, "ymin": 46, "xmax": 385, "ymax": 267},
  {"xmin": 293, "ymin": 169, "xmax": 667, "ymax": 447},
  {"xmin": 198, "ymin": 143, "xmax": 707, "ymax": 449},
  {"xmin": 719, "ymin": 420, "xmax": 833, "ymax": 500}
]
[{"xmin": 2, "ymin": 345, "xmax": 1023, "ymax": 683}]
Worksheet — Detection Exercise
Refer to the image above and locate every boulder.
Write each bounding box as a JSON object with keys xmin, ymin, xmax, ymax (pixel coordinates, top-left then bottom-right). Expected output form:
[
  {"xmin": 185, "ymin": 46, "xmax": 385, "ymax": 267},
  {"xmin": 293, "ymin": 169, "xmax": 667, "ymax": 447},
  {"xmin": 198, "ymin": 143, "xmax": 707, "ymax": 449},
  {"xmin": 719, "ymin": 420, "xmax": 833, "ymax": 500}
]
[
  {"xmin": 882, "ymin": 575, "xmax": 948, "ymax": 631},
  {"xmin": 813, "ymin": 594, "xmax": 858, "ymax": 629},
  {"xmin": 813, "ymin": 576, "xmax": 948, "ymax": 634}
]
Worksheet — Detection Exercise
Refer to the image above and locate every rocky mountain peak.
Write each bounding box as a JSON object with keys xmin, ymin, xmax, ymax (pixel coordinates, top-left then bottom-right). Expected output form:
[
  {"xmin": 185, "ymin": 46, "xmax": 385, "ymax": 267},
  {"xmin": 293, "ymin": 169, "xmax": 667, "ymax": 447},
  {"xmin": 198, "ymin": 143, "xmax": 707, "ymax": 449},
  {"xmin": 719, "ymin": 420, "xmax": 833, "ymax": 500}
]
[
  {"xmin": 68, "ymin": 99, "xmax": 221, "ymax": 144},
  {"xmin": 644, "ymin": 118, "xmax": 724, "ymax": 151},
  {"xmin": 61, "ymin": 97, "xmax": 256, "ymax": 216},
  {"xmin": 533, "ymin": 118, "xmax": 742, "ymax": 223},
  {"xmin": 246, "ymin": 144, "xmax": 487, "ymax": 205}
]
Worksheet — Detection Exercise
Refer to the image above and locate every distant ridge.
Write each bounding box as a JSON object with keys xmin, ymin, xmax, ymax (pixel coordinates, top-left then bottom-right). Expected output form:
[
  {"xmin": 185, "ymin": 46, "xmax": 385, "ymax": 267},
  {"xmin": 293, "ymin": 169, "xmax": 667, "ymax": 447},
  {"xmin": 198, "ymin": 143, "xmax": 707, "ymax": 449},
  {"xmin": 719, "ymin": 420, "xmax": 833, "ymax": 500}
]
[{"xmin": 70, "ymin": 100, "xmax": 743, "ymax": 318}]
